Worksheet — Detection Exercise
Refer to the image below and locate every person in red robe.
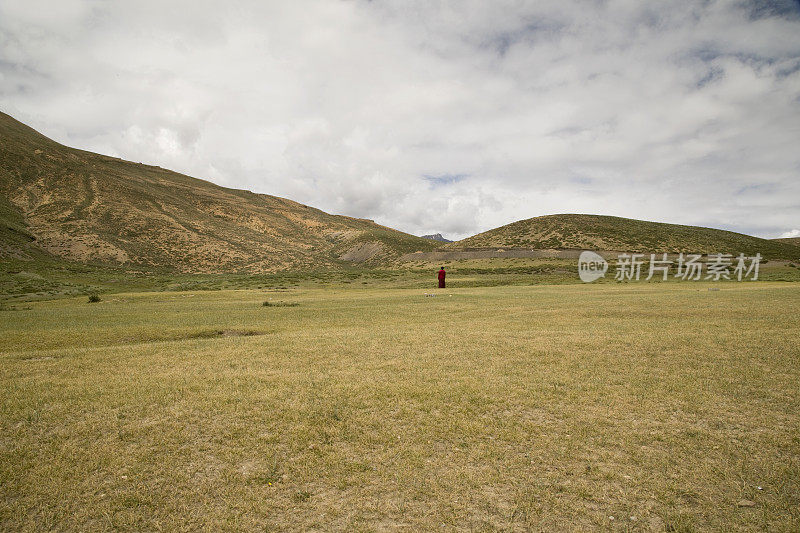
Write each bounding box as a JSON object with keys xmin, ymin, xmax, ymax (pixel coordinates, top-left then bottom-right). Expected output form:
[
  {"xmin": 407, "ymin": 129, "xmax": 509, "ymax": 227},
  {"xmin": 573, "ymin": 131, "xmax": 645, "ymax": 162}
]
[{"xmin": 437, "ymin": 267, "xmax": 446, "ymax": 288}]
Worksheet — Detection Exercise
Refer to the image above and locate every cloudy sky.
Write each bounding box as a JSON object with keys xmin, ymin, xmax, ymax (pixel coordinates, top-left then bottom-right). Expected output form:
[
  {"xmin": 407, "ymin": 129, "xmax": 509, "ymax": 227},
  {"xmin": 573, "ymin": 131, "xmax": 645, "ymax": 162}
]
[{"xmin": 1, "ymin": 0, "xmax": 799, "ymax": 239}]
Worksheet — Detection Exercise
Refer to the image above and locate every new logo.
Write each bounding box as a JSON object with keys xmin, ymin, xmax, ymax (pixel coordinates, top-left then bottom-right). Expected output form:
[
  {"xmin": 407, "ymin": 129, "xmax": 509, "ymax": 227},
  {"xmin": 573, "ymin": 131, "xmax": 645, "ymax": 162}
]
[{"xmin": 578, "ymin": 251, "xmax": 608, "ymax": 282}]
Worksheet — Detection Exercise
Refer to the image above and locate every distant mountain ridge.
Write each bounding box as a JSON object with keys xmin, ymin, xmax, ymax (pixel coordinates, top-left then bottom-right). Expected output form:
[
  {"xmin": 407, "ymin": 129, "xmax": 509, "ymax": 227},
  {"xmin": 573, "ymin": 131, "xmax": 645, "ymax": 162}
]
[
  {"xmin": 0, "ymin": 111, "xmax": 441, "ymax": 272},
  {"xmin": 421, "ymin": 233, "xmax": 453, "ymax": 243},
  {"xmin": 447, "ymin": 214, "xmax": 799, "ymax": 259}
]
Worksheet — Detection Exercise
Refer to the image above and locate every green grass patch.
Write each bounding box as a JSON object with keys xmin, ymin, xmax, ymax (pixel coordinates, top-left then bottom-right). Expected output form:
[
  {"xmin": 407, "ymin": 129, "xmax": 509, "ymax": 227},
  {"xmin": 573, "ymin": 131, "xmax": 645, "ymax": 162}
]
[{"xmin": 262, "ymin": 300, "xmax": 299, "ymax": 307}]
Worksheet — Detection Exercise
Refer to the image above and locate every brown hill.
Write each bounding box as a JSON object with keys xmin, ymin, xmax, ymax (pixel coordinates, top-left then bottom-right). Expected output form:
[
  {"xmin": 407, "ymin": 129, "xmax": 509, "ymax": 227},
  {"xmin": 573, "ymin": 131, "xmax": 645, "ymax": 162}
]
[
  {"xmin": 448, "ymin": 214, "xmax": 800, "ymax": 260},
  {"xmin": 0, "ymin": 112, "xmax": 440, "ymax": 272}
]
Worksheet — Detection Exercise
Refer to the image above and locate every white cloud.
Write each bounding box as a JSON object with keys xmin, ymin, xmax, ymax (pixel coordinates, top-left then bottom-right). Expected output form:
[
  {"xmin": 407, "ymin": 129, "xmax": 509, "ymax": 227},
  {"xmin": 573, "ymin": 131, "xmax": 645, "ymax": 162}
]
[
  {"xmin": 780, "ymin": 229, "xmax": 800, "ymax": 238},
  {"xmin": 1, "ymin": 0, "xmax": 799, "ymax": 240}
]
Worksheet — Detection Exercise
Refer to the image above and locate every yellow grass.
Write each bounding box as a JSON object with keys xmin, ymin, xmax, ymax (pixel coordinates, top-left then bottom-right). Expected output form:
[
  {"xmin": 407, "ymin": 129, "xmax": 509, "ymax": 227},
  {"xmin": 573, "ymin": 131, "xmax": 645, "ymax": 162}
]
[{"xmin": 1, "ymin": 283, "xmax": 798, "ymax": 531}]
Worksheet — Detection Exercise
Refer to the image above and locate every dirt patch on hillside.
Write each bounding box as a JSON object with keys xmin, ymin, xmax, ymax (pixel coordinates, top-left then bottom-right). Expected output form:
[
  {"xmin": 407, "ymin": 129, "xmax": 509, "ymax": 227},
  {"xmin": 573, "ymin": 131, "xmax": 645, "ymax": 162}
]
[{"xmin": 340, "ymin": 241, "xmax": 385, "ymax": 262}]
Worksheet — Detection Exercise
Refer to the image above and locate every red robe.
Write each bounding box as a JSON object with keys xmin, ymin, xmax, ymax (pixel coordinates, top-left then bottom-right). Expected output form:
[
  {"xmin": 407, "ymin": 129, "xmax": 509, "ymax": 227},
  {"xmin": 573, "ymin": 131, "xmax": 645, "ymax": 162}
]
[{"xmin": 437, "ymin": 269, "xmax": 446, "ymax": 288}]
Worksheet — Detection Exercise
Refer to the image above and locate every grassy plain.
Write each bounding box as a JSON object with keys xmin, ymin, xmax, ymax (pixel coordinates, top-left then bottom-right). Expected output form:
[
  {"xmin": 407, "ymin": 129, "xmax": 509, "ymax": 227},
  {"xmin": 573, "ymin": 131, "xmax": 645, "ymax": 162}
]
[
  {"xmin": 1, "ymin": 282, "xmax": 799, "ymax": 531},
  {"xmin": 3, "ymin": 255, "xmax": 800, "ymax": 302}
]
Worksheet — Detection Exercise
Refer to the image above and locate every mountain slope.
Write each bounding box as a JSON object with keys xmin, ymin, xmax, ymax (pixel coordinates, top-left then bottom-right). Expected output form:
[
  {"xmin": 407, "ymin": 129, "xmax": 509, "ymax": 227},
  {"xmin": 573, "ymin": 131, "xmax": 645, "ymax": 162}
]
[
  {"xmin": 448, "ymin": 214, "xmax": 800, "ymax": 259},
  {"xmin": 0, "ymin": 112, "xmax": 440, "ymax": 272},
  {"xmin": 773, "ymin": 237, "xmax": 800, "ymax": 247}
]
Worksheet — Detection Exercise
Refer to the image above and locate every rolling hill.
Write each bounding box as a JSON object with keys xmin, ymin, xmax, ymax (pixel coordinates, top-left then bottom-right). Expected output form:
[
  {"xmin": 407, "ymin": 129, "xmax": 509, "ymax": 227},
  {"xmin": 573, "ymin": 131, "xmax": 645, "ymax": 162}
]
[
  {"xmin": 0, "ymin": 112, "xmax": 440, "ymax": 272},
  {"xmin": 773, "ymin": 237, "xmax": 800, "ymax": 247},
  {"xmin": 2, "ymin": 111, "xmax": 797, "ymax": 276},
  {"xmin": 447, "ymin": 214, "xmax": 800, "ymax": 259}
]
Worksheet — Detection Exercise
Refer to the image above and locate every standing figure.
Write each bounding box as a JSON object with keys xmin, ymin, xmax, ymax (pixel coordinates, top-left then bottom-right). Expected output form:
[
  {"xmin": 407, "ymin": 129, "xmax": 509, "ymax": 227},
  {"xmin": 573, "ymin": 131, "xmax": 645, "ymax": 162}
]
[{"xmin": 437, "ymin": 266, "xmax": 446, "ymax": 288}]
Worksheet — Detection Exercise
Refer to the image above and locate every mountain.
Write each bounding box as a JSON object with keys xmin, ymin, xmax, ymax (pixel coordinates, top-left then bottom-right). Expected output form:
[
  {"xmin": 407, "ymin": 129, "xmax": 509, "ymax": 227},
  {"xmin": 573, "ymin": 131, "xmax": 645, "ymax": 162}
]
[
  {"xmin": 3, "ymin": 112, "xmax": 795, "ymax": 274},
  {"xmin": 421, "ymin": 233, "xmax": 453, "ymax": 243},
  {"xmin": 447, "ymin": 214, "xmax": 800, "ymax": 259},
  {"xmin": 0, "ymin": 112, "xmax": 440, "ymax": 272}
]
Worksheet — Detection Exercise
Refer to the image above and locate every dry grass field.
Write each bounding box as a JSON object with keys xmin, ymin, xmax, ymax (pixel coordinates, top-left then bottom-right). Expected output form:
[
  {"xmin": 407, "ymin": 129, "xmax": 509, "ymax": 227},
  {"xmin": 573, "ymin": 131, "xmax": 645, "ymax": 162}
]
[{"xmin": 1, "ymin": 282, "xmax": 798, "ymax": 531}]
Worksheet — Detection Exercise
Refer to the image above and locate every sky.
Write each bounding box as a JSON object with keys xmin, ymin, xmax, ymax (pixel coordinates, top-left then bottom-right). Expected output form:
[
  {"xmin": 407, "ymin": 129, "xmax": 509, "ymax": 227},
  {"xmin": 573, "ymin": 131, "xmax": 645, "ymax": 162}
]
[{"xmin": 1, "ymin": 0, "xmax": 799, "ymax": 240}]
